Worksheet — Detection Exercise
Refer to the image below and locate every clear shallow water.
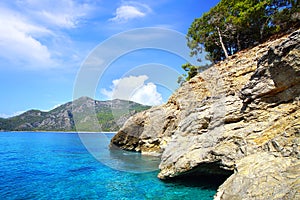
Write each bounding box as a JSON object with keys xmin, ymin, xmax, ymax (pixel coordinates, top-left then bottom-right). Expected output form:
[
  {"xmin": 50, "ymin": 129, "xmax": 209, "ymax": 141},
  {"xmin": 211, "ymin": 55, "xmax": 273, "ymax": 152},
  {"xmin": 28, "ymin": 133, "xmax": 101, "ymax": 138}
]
[{"xmin": 0, "ymin": 132, "xmax": 220, "ymax": 199}]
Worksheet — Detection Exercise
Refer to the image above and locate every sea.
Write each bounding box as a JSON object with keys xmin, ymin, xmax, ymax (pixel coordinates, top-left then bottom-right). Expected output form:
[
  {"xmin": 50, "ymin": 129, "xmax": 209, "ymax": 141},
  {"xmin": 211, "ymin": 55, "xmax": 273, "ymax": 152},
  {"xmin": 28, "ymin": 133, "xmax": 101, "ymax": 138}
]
[{"xmin": 0, "ymin": 132, "xmax": 221, "ymax": 200}]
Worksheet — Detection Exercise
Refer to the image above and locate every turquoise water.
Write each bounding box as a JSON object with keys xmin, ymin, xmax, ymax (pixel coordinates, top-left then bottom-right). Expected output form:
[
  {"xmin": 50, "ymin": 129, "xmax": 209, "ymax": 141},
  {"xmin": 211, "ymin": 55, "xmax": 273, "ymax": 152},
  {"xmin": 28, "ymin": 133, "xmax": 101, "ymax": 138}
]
[{"xmin": 0, "ymin": 132, "xmax": 220, "ymax": 199}]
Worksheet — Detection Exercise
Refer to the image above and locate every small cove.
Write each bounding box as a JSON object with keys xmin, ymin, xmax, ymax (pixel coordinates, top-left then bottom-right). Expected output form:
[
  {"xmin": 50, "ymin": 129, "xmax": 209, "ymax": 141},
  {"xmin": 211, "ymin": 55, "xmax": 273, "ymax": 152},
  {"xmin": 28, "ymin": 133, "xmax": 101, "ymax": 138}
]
[{"xmin": 0, "ymin": 132, "xmax": 223, "ymax": 199}]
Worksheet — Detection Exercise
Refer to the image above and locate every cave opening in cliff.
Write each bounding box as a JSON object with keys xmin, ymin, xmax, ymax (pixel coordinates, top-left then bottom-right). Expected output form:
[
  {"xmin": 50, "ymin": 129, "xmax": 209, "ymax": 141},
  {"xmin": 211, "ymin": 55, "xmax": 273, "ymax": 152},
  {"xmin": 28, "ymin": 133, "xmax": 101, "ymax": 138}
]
[
  {"xmin": 161, "ymin": 163, "xmax": 233, "ymax": 190},
  {"xmin": 161, "ymin": 174, "xmax": 231, "ymax": 191}
]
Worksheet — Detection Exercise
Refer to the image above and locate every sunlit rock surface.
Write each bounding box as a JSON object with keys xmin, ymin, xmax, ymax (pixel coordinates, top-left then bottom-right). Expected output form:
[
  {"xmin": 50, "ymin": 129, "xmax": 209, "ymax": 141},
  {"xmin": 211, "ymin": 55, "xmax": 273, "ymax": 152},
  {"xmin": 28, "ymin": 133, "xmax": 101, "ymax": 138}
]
[{"xmin": 111, "ymin": 30, "xmax": 300, "ymax": 199}]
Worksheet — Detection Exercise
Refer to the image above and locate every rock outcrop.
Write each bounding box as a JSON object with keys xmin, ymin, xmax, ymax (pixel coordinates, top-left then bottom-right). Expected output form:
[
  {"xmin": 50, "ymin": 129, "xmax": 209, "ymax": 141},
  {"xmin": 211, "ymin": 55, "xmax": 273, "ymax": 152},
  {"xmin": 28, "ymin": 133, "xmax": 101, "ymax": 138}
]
[{"xmin": 111, "ymin": 30, "xmax": 300, "ymax": 199}]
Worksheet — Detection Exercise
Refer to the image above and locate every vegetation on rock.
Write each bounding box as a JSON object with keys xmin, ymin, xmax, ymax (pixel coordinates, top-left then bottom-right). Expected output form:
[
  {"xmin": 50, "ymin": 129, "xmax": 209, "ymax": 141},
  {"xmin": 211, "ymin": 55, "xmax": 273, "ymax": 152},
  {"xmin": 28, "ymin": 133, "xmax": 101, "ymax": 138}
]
[{"xmin": 187, "ymin": 0, "xmax": 300, "ymax": 62}]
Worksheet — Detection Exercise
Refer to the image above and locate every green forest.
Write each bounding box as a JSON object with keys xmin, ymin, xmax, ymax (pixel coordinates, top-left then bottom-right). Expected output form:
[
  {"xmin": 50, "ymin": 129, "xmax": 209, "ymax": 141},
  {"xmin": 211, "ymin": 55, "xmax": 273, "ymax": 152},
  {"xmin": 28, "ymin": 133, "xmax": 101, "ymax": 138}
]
[{"xmin": 181, "ymin": 0, "xmax": 299, "ymax": 81}]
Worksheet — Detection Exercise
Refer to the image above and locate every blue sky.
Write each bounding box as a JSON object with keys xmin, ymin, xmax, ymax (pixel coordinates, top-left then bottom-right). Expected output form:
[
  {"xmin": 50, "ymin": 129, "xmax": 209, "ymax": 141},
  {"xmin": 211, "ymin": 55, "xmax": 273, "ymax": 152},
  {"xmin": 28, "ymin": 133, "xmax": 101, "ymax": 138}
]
[{"xmin": 0, "ymin": 0, "xmax": 219, "ymax": 118}]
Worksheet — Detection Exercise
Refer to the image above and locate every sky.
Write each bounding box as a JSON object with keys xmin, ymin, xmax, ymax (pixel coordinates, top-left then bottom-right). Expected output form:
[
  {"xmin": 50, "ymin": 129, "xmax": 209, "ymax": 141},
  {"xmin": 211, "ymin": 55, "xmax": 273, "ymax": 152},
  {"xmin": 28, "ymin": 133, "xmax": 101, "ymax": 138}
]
[{"xmin": 0, "ymin": 0, "xmax": 219, "ymax": 118}]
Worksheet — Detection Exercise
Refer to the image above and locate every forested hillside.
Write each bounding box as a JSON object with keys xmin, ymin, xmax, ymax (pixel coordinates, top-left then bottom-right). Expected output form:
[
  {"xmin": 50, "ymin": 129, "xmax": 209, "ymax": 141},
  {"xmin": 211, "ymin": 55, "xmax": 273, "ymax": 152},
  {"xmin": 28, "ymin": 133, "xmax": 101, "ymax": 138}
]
[{"xmin": 0, "ymin": 97, "xmax": 150, "ymax": 132}]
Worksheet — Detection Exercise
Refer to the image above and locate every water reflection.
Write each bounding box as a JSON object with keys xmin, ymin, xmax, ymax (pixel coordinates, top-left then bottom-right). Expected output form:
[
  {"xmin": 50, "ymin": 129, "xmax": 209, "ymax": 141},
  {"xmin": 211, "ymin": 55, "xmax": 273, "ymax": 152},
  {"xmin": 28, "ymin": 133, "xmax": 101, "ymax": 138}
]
[
  {"xmin": 109, "ymin": 144, "xmax": 160, "ymax": 173},
  {"xmin": 78, "ymin": 132, "xmax": 160, "ymax": 173}
]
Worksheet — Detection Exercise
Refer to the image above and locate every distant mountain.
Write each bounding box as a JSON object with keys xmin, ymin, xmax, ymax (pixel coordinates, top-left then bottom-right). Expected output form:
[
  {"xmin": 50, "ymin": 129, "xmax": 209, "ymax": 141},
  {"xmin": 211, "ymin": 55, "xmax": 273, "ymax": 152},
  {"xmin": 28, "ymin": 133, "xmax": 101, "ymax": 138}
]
[{"xmin": 0, "ymin": 97, "xmax": 151, "ymax": 132}]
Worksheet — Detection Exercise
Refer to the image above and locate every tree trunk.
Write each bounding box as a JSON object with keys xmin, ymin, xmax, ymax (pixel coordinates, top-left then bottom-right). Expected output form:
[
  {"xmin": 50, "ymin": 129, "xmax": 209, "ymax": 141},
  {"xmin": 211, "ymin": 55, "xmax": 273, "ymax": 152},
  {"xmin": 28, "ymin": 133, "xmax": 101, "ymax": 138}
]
[
  {"xmin": 237, "ymin": 32, "xmax": 241, "ymax": 51},
  {"xmin": 216, "ymin": 27, "xmax": 229, "ymax": 59}
]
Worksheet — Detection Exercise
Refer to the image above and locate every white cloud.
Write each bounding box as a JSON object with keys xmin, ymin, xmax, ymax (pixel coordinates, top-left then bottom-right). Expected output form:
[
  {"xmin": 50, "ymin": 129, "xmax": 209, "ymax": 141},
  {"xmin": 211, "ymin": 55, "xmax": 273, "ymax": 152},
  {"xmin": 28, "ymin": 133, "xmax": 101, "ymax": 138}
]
[
  {"xmin": 101, "ymin": 75, "xmax": 148, "ymax": 100},
  {"xmin": 0, "ymin": 0, "xmax": 93, "ymax": 69},
  {"xmin": 0, "ymin": 113, "xmax": 11, "ymax": 119},
  {"xmin": 101, "ymin": 75, "xmax": 163, "ymax": 106},
  {"xmin": 16, "ymin": 0, "xmax": 92, "ymax": 28},
  {"xmin": 0, "ymin": 111, "xmax": 25, "ymax": 119},
  {"xmin": 110, "ymin": 2, "xmax": 152, "ymax": 23},
  {"xmin": 0, "ymin": 8, "xmax": 54, "ymax": 69},
  {"xmin": 38, "ymin": 10, "xmax": 79, "ymax": 28},
  {"xmin": 131, "ymin": 82, "xmax": 163, "ymax": 106},
  {"xmin": 111, "ymin": 6, "xmax": 145, "ymax": 22}
]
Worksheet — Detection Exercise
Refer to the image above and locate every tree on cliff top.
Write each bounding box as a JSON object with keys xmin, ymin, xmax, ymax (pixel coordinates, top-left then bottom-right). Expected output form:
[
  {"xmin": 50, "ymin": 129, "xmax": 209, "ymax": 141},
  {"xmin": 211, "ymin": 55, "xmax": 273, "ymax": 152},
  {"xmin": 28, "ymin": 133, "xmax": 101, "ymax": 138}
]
[
  {"xmin": 187, "ymin": 0, "xmax": 300, "ymax": 62},
  {"xmin": 177, "ymin": 62, "xmax": 212, "ymax": 85}
]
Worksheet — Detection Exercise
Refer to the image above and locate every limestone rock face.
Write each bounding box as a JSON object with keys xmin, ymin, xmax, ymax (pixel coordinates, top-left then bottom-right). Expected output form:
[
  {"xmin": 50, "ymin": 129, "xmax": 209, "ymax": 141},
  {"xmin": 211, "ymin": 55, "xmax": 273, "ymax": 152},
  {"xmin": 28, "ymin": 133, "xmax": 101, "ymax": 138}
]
[
  {"xmin": 214, "ymin": 152, "xmax": 300, "ymax": 200},
  {"xmin": 111, "ymin": 30, "xmax": 300, "ymax": 199}
]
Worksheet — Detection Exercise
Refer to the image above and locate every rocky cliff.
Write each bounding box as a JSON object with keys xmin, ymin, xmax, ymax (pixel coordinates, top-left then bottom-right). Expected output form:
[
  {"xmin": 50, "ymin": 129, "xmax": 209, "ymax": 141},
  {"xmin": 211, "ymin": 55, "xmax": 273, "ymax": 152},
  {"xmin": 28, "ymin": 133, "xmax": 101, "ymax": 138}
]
[{"xmin": 111, "ymin": 30, "xmax": 300, "ymax": 199}]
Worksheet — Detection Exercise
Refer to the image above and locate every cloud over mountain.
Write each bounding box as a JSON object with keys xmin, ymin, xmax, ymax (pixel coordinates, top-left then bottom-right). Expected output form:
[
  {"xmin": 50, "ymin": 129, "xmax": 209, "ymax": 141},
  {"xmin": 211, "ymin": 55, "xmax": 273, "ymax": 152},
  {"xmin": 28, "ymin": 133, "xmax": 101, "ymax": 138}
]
[{"xmin": 101, "ymin": 75, "xmax": 163, "ymax": 106}]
